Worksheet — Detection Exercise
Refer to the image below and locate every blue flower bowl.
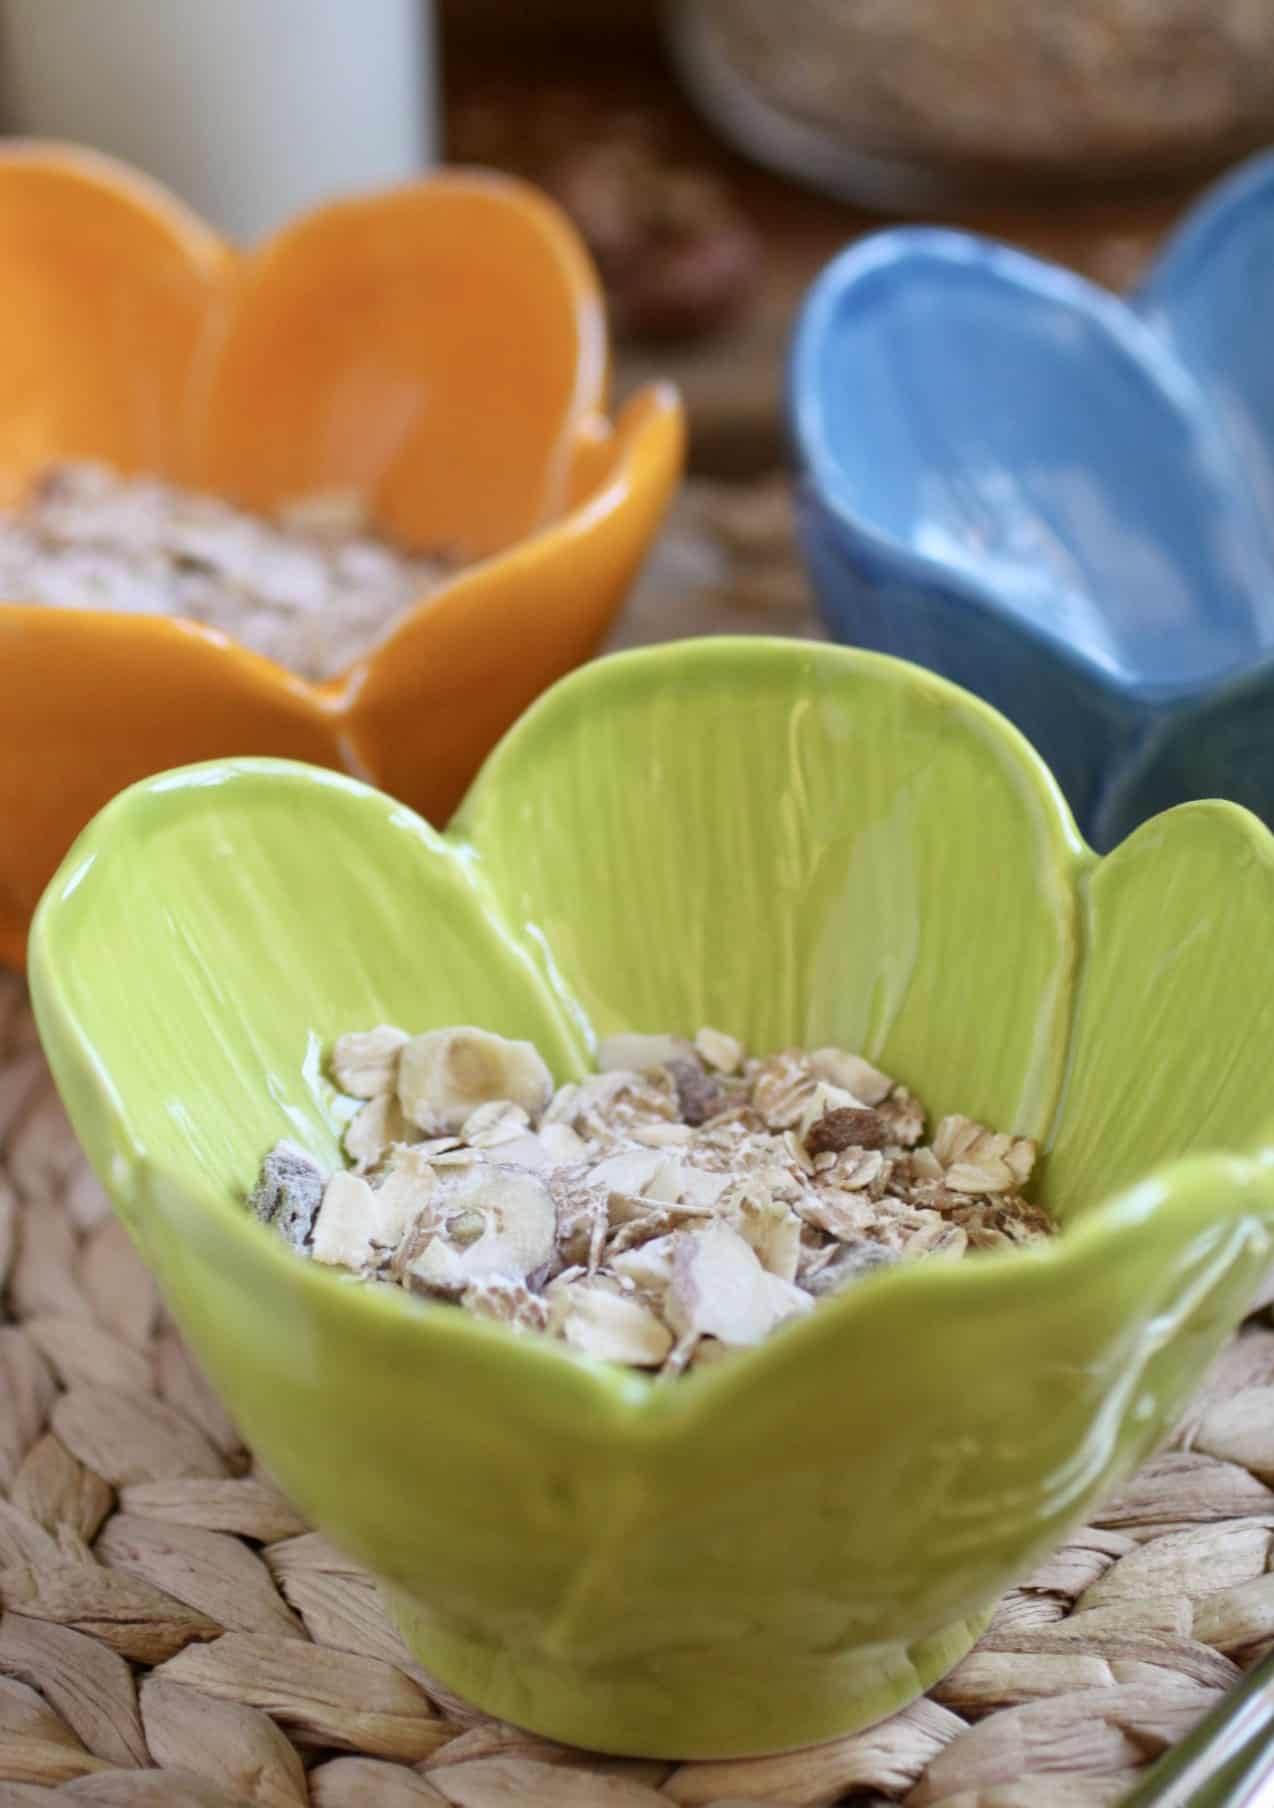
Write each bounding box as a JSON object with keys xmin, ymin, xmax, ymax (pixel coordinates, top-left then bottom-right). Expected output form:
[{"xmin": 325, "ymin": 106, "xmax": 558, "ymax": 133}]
[{"xmin": 789, "ymin": 151, "xmax": 1274, "ymax": 849}]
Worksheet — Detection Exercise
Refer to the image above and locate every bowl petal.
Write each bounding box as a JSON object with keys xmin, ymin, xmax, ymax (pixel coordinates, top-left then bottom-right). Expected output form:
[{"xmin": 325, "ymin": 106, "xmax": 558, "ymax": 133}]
[
  {"xmin": 189, "ymin": 174, "xmax": 608, "ymax": 561},
  {"xmin": 1136, "ymin": 150, "xmax": 1274, "ymax": 556},
  {"xmin": 1046, "ymin": 798, "xmax": 1274, "ymax": 1209},
  {"xmin": 459, "ymin": 638, "xmax": 1083, "ymax": 1140},
  {"xmin": 792, "ymin": 229, "xmax": 1273, "ymax": 693},
  {"xmin": 30, "ymin": 757, "xmax": 589, "ymax": 1206},
  {"xmin": 0, "ymin": 143, "xmax": 228, "ymax": 498}
]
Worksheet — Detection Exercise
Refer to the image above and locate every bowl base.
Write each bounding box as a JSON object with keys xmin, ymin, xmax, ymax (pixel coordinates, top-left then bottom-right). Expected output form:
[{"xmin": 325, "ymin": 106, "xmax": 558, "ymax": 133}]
[{"xmin": 382, "ymin": 1585, "xmax": 989, "ymax": 1760}]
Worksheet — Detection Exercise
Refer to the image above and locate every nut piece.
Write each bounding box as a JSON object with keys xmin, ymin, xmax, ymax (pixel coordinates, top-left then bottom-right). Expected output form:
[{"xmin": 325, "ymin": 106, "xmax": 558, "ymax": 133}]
[
  {"xmin": 343, "ymin": 1091, "xmax": 411, "ymax": 1173},
  {"xmin": 809, "ymin": 1048, "xmax": 894, "ymax": 1105},
  {"xmin": 405, "ymin": 1164, "xmax": 557, "ymax": 1292},
  {"xmin": 330, "ymin": 1025, "xmax": 408, "ymax": 1098},
  {"xmin": 311, "ymin": 1170, "xmax": 381, "ymax": 1270},
  {"xmin": 665, "ymin": 1223, "xmax": 813, "ymax": 1350},
  {"xmin": 694, "ymin": 1026, "xmax": 744, "ymax": 1074},
  {"xmin": 397, "ymin": 1027, "xmax": 553, "ymax": 1133},
  {"xmin": 249, "ymin": 1141, "xmax": 325, "ymax": 1249},
  {"xmin": 596, "ymin": 1033, "xmax": 691, "ymax": 1073},
  {"xmin": 549, "ymin": 1281, "xmax": 673, "ymax": 1366}
]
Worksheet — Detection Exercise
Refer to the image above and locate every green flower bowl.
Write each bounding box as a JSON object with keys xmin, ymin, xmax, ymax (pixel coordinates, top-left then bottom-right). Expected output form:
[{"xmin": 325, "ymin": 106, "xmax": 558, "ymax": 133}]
[{"xmin": 27, "ymin": 638, "xmax": 1274, "ymax": 1761}]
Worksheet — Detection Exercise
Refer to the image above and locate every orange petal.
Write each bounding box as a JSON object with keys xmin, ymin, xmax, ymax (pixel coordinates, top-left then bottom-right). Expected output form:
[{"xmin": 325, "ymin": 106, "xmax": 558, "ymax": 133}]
[
  {"xmin": 0, "ymin": 609, "xmax": 338, "ymax": 968},
  {"xmin": 0, "ymin": 142, "xmax": 227, "ymax": 501},
  {"xmin": 190, "ymin": 173, "xmax": 609, "ymax": 561}
]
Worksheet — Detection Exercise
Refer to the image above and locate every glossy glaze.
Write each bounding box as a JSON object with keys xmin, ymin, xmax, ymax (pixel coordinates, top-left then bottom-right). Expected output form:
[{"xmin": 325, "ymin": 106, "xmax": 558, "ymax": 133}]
[
  {"xmin": 0, "ymin": 142, "xmax": 683, "ymax": 968},
  {"xmin": 28, "ymin": 640, "xmax": 1274, "ymax": 1757},
  {"xmin": 790, "ymin": 149, "xmax": 1274, "ymax": 849}
]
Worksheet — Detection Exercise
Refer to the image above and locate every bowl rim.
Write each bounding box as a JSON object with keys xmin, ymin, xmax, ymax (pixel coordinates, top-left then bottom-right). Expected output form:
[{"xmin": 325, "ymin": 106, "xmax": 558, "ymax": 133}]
[
  {"xmin": 28, "ymin": 636, "xmax": 1274, "ymax": 1430},
  {"xmin": 787, "ymin": 161, "xmax": 1274, "ymax": 709}
]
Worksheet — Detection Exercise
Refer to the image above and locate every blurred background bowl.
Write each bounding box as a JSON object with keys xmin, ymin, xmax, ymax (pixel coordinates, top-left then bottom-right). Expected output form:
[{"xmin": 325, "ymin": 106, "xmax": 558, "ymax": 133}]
[
  {"xmin": 789, "ymin": 152, "xmax": 1274, "ymax": 849},
  {"xmin": 0, "ymin": 145, "xmax": 683, "ymax": 969}
]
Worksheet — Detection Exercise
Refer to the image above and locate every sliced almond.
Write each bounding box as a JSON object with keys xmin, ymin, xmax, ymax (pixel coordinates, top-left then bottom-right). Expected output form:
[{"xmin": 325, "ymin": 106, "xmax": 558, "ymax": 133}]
[
  {"xmin": 311, "ymin": 1172, "xmax": 381, "ymax": 1271},
  {"xmin": 608, "ymin": 1234, "xmax": 679, "ymax": 1298},
  {"xmin": 398, "ymin": 1029, "xmax": 552, "ymax": 1133},
  {"xmin": 343, "ymin": 1092, "xmax": 411, "ymax": 1174},
  {"xmin": 693, "ymin": 1026, "xmax": 743, "ymax": 1074},
  {"xmin": 548, "ymin": 1282, "xmax": 673, "ymax": 1366},
  {"xmin": 461, "ymin": 1102, "xmax": 530, "ymax": 1145},
  {"xmin": 596, "ymin": 1033, "xmax": 690, "ymax": 1073},
  {"xmin": 319, "ymin": 1161, "xmax": 438, "ymax": 1272},
  {"xmin": 331, "ymin": 1026, "xmax": 408, "ymax": 1099},
  {"xmin": 664, "ymin": 1224, "xmax": 812, "ymax": 1350},
  {"xmin": 406, "ymin": 1166, "xmax": 556, "ymax": 1292},
  {"xmin": 538, "ymin": 1122, "xmax": 588, "ymax": 1162},
  {"xmin": 721, "ymin": 1185, "xmax": 802, "ymax": 1282},
  {"xmin": 587, "ymin": 1149, "xmax": 666, "ymax": 1198},
  {"xmin": 809, "ymin": 1047, "xmax": 894, "ymax": 1104}
]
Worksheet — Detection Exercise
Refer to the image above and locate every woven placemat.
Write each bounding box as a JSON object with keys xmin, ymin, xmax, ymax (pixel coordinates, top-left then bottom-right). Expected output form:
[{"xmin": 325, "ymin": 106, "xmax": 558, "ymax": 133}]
[{"xmin": 5, "ymin": 972, "xmax": 1274, "ymax": 1808}]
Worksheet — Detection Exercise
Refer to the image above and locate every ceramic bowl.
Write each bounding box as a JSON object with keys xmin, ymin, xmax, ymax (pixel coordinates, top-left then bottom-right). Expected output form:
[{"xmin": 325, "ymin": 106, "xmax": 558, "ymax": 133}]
[
  {"xmin": 789, "ymin": 149, "xmax": 1274, "ymax": 850},
  {"xmin": 0, "ymin": 142, "xmax": 683, "ymax": 968},
  {"xmin": 28, "ymin": 638, "xmax": 1274, "ymax": 1761}
]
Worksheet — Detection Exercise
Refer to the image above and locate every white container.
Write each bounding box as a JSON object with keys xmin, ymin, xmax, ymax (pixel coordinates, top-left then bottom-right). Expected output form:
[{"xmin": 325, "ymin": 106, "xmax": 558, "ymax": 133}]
[{"xmin": 0, "ymin": 0, "xmax": 437, "ymax": 242}]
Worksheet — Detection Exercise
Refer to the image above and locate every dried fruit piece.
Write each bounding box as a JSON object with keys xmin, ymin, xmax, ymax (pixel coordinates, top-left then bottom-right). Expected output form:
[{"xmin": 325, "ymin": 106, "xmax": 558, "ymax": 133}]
[
  {"xmin": 665, "ymin": 1056, "xmax": 726, "ymax": 1126},
  {"xmin": 806, "ymin": 1106, "xmax": 889, "ymax": 1156},
  {"xmin": 398, "ymin": 1029, "xmax": 553, "ymax": 1134},
  {"xmin": 249, "ymin": 1144, "xmax": 325, "ymax": 1251}
]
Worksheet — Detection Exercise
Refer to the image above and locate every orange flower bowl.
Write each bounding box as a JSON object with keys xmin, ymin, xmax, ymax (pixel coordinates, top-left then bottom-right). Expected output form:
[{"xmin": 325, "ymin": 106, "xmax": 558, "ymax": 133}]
[{"xmin": 0, "ymin": 142, "xmax": 684, "ymax": 969}]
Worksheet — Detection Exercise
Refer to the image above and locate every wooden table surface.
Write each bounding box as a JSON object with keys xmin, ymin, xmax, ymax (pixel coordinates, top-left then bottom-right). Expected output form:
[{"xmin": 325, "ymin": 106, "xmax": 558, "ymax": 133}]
[{"xmin": 441, "ymin": 20, "xmax": 1214, "ymax": 476}]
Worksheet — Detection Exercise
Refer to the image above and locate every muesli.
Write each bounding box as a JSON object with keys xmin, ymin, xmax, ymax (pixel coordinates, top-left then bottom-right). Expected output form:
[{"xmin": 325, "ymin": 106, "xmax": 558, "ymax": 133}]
[
  {"xmin": 251, "ymin": 1024, "xmax": 1052, "ymax": 1374},
  {"xmin": 0, "ymin": 461, "xmax": 450, "ymax": 681}
]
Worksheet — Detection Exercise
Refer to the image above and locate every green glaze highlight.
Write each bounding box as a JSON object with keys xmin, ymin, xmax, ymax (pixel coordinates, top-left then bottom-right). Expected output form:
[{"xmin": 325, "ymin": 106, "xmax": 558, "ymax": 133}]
[{"xmin": 27, "ymin": 639, "xmax": 1274, "ymax": 1759}]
